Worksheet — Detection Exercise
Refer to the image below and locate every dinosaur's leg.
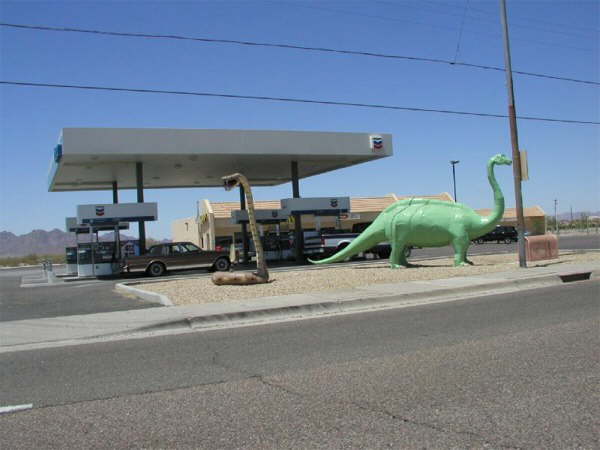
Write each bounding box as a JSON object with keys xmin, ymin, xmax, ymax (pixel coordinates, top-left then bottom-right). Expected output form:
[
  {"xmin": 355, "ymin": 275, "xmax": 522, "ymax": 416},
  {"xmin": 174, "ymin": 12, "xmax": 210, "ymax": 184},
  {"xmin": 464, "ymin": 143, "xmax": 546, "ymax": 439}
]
[
  {"xmin": 389, "ymin": 224, "xmax": 410, "ymax": 269},
  {"xmin": 451, "ymin": 232, "xmax": 472, "ymax": 267},
  {"xmin": 389, "ymin": 222, "xmax": 402, "ymax": 268}
]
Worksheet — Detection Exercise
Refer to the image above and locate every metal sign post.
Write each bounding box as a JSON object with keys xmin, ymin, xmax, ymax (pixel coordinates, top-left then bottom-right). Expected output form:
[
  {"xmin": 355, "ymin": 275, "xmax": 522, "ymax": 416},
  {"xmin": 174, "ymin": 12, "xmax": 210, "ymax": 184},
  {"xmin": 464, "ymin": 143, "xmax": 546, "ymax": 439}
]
[
  {"xmin": 89, "ymin": 225, "xmax": 95, "ymax": 276},
  {"xmin": 499, "ymin": 0, "xmax": 527, "ymax": 268},
  {"xmin": 450, "ymin": 160, "xmax": 460, "ymax": 202}
]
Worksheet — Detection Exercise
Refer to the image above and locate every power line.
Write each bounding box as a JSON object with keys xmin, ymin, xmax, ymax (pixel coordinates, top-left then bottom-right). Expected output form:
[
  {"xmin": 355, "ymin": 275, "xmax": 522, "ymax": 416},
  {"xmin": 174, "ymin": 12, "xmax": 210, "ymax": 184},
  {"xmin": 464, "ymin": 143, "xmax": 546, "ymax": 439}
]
[
  {"xmin": 289, "ymin": 3, "xmax": 595, "ymax": 53},
  {"xmin": 1, "ymin": 80, "xmax": 597, "ymax": 125},
  {"xmin": 420, "ymin": 0, "xmax": 600, "ymax": 35},
  {"xmin": 390, "ymin": 0, "xmax": 598, "ymax": 39},
  {"xmin": 0, "ymin": 22, "xmax": 598, "ymax": 86}
]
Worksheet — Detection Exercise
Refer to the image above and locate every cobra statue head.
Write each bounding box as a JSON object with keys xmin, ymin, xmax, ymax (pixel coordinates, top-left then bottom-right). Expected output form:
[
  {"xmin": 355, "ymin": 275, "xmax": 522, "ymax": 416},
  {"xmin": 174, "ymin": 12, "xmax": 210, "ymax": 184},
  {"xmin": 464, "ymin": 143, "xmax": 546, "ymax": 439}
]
[
  {"xmin": 222, "ymin": 173, "xmax": 242, "ymax": 191},
  {"xmin": 492, "ymin": 154, "xmax": 512, "ymax": 166}
]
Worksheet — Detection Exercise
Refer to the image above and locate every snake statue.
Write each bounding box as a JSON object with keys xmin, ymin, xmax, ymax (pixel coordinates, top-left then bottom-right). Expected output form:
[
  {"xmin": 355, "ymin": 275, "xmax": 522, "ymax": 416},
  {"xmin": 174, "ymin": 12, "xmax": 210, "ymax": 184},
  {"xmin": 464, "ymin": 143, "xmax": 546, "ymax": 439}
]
[{"xmin": 211, "ymin": 173, "xmax": 270, "ymax": 285}]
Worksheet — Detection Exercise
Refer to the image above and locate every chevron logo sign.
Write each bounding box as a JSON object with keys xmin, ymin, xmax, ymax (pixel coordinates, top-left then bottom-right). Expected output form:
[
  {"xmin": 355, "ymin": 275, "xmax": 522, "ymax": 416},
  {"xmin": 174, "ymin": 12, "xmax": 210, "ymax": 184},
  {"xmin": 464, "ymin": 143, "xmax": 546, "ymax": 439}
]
[{"xmin": 370, "ymin": 135, "xmax": 384, "ymax": 151}]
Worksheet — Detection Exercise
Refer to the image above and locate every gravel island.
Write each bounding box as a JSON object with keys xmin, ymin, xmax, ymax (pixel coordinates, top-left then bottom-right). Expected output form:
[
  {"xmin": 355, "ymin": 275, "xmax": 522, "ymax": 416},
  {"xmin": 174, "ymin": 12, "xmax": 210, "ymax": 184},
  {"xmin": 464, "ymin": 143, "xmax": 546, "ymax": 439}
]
[{"xmin": 135, "ymin": 252, "xmax": 599, "ymax": 306}]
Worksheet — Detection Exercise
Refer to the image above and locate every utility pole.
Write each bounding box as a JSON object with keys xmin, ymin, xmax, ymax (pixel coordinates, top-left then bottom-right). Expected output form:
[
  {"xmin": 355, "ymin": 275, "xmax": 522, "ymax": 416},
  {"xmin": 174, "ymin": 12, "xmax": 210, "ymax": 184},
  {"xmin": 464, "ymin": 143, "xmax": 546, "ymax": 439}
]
[
  {"xmin": 450, "ymin": 160, "xmax": 460, "ymax": 202},
  {"xmin": 499, "ymin": 0, "xmax": 527, "ymax": 268}
]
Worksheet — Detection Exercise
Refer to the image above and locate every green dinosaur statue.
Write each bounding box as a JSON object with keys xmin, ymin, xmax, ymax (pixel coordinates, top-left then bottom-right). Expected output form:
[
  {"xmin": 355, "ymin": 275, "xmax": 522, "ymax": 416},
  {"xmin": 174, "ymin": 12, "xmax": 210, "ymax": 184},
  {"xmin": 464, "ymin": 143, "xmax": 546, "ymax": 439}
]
[{"xmin": 310, "ymin": 154, "xmax": 512, "ymax": 268}]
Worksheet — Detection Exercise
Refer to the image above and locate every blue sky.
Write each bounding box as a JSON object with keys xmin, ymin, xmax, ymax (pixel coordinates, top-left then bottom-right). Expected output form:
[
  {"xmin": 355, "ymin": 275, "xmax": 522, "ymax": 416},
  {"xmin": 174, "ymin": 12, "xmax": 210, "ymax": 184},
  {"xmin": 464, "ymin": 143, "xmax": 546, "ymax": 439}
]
[{"xmin": 1, "ymin": 0, "xmax": 598, "ymax": 240}]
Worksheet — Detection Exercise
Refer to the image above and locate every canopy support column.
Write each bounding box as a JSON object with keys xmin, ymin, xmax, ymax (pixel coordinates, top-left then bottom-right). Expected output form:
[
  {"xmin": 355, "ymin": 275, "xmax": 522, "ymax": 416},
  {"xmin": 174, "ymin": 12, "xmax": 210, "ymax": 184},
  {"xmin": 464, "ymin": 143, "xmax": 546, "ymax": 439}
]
[
  {"xmin": 112, "ymin": 181, "xmax": 119, "ymax": 204},
  {"xmin": 136, "ymin": 162, "xmax": 146, "ymax": 254},
  {"xmin": 113, "ymin": 181, "xmax": 120, "ymax": 262},
  {"xmin": 292, "ymin": 161, "xmax": 303, "ymax": 264}
]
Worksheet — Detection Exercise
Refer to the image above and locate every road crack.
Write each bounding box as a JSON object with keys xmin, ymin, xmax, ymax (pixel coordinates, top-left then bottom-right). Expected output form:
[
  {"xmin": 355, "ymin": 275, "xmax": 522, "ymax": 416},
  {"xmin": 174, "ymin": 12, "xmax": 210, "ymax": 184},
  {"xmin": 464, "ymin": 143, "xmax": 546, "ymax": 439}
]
[
  {"xmin": 206, "ymin": 343, "xmax": 528, "ymax": 448},
  {"xmin": 348, "ymin": 400, "xmax": 525, "ymax": 450}
]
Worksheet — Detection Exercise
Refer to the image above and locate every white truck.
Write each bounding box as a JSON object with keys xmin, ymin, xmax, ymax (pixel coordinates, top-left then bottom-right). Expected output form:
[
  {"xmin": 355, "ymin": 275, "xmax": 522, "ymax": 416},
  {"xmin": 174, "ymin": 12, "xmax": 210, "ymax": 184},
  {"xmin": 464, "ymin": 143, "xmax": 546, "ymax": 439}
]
[{"xmin": 300, "ymin": 230, "xmax": 396, "ymax": 261}]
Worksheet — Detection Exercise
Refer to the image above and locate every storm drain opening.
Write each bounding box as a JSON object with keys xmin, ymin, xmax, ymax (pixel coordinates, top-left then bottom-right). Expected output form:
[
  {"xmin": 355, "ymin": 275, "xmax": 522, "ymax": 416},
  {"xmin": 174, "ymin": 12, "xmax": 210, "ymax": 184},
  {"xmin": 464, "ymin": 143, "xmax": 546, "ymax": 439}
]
[{"xmin": 558, "ymin": 272, "xmax": 592, "ymax": 283}]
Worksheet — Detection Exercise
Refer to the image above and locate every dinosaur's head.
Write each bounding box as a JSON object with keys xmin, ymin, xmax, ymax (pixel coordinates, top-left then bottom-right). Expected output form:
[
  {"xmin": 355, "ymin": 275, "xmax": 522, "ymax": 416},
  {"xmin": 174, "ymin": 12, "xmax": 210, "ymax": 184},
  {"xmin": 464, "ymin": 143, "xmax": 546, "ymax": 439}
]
[
  {"xmin": 222, "ymin": 173, "xmax": 242, "ymax": 191},
  {"xmin": 491, "ymin": 154, "xmax": 512, "ymax": 166}
]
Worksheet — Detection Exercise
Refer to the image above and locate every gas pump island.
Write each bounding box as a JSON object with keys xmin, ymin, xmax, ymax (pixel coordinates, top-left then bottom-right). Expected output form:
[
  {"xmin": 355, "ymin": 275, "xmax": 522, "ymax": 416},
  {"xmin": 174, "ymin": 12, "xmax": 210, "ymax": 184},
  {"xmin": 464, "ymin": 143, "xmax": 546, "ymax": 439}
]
[
  {"xmin": 65, "ymin": 202, "xmax": 157, "ymax": 278},
  {"xmin": 229, "ymin": 197, "xmax": 350, "ymax": 262}
]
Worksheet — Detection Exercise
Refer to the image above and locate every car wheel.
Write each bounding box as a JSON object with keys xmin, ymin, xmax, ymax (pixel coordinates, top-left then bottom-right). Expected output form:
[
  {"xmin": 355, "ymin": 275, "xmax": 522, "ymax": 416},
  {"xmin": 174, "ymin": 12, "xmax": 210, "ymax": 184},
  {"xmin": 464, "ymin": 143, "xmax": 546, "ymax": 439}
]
[
  {"xmin": 504, "ymin": 237, "xmax": 513, "ymax": 244},
  {"xmin": 213, "ymin": 257, "xmax": 231, "ymax": 272},
  {"xmin": 147, "ymin": 262, "xmax": 165, "ymax": 277},
  {"xmin": 404, "ymin": 246, "xmax": 412, "ymax": 258}
]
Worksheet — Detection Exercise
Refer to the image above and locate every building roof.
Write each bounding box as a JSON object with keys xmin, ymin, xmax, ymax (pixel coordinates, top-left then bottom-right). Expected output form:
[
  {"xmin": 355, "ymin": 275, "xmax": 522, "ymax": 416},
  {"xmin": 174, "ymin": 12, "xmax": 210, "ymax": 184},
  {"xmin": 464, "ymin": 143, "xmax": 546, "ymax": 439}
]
[
  {"xmin": 477, "ymin": 206, "xmax": 546, "ymax": 218},
  {"xmin": 204, "ymin": 194, "xmax": 454, "ymax": 219},
  {"xmin": 202, "ymin": 197, "xmax": 545, "ymax": 221},
  {"xmin": 209, "ymin": 201, "xmax": 283, "ymax": 219},
  {"xmin": 349, "ymin": 195, "xmax": 398, "ymax": 212},
  {"xmin": 49, "ymin": 128, "xmax": 392, "ymax": 191}
]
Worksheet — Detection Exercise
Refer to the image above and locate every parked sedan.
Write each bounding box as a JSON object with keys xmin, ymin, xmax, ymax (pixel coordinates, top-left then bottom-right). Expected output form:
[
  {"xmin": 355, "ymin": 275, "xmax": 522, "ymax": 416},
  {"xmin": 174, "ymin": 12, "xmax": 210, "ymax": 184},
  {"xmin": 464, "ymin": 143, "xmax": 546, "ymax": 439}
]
[{"xmin": 123, "ymin": 242, "xmax": 231, "ymax": 277}]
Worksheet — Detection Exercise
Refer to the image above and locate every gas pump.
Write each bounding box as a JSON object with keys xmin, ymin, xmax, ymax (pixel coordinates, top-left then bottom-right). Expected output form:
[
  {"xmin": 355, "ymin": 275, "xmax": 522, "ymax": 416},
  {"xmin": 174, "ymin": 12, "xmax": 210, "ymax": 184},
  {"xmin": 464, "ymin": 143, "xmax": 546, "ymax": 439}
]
[
  {"xmin": 65, "ymin": 246, "xmax": 78, "ymax": 276},
  {"xmin": 93, "ymin": 241, "xmax": 119, "ymax": 276},
  {"xmin": 76, "ymin": 242, "xmax": 94, "ymax": 277},
  {"xmin": 66, "ymin": 217, "xmax": 130, "ymax": 278}
]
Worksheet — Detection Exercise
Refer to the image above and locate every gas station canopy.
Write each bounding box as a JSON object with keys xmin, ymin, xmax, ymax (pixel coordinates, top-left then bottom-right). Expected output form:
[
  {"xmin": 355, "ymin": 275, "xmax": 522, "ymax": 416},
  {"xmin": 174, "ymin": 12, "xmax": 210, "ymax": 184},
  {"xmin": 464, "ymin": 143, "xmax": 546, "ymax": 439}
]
[{"xmin": 48, "ymin": 128, "xmax": 393, "ymax": 192}]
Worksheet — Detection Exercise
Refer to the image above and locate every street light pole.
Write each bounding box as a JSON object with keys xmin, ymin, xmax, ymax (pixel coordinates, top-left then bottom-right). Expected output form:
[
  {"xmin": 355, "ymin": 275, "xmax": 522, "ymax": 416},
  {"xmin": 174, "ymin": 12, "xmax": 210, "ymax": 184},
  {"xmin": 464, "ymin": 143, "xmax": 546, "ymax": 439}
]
[
  {"xmin": 450, "ymin": 160, "xmax": 460, "ymax": 202},
  {"xmin": 554, "ymin": 199, "xmax": 558, "ymax": 235},
  {"xmin": 499, "ymin": 0, "xmax": 527, "ymax": 268}
]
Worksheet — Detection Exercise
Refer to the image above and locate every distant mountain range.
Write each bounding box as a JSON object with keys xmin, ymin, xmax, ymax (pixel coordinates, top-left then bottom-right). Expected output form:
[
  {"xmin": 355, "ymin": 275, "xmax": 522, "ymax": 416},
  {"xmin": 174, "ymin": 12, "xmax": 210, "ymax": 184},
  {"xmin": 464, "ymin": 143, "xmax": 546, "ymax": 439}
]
[{"xmin": 0, "ymin": 229, "xmax": 162, "ymax": 257}]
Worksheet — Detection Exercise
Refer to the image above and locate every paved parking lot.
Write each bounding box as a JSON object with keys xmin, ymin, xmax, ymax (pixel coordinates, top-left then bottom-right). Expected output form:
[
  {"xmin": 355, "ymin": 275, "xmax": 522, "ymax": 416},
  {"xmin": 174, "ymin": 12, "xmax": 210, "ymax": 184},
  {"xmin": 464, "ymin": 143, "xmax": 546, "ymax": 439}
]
[{"xmin": 0, "ymin": 267, "xmax": 159, "ymax": 322}]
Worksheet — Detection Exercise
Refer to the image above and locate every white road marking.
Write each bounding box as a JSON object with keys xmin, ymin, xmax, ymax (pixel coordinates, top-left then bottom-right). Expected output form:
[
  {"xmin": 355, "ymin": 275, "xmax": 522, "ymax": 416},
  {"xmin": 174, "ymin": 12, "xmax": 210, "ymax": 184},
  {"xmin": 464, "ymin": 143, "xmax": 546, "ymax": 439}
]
[
  {"xmin": 0, "ymin": 403, "xmax": 33, "ymax": 414},
  {"xmin": 71, "ymin": 283, "xmax": 105, "ymax": 288}
]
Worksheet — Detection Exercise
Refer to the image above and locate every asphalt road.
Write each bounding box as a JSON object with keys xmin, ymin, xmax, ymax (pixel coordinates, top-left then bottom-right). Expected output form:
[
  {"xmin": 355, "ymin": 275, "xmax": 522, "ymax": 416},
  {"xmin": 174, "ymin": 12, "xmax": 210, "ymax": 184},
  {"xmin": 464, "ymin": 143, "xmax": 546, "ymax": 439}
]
[
  {"xmin": 1, "ymin": 280, "xmax": 598, "ymax": 448},
  {"xmin": 1, "ymin": 233, "xmax": 597, "ymax": 322}
]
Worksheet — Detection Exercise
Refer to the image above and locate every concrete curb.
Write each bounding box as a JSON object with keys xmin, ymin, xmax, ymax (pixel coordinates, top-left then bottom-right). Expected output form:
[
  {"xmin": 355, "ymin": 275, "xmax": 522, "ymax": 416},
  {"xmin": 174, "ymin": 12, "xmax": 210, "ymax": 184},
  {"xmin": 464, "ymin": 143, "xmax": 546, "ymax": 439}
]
[
  {"xmin": 115, "ymin": 282, "xmax": 173, "ymax": 306},
  {"xmin": 131, "ymin": 272, "xmax": 574, "ymax": 333}
]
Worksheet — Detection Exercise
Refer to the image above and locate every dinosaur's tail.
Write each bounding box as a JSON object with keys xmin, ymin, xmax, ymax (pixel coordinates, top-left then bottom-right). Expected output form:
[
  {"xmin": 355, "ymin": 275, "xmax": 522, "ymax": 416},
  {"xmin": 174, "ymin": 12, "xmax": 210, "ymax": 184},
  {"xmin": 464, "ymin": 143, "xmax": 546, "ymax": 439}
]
[{"xmin": 308, "ymin": 224, "xmax": 386, "ymax": 265}]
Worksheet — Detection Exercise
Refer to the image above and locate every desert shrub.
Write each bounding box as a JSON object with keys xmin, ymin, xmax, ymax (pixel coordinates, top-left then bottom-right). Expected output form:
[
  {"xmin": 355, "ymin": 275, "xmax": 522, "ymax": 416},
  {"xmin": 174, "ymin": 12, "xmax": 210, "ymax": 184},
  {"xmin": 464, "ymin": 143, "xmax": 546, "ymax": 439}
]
[{"xmin": 0, "ymin": 254, "xmax": 66, "ymax": 267}]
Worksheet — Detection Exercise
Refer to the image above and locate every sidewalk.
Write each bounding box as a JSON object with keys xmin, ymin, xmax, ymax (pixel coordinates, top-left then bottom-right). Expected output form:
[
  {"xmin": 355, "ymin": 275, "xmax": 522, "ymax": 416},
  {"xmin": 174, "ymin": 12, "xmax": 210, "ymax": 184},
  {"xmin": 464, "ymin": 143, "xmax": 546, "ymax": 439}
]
[{"xmin": 1, "ymin": 261, "xmax": 598, "ymax": 353}]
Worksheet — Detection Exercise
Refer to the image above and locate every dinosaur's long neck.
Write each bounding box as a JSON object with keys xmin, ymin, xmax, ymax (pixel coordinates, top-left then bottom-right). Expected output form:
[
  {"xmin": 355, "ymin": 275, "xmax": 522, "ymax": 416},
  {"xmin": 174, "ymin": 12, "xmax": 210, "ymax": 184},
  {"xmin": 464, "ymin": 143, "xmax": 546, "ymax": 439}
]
[
  {"xmin": 239, "ymin": 175, "xmax": 268, "ymax": 280},
  {"xmin": 480, "ymin": 160, "xmax": 505, "ymax": 230}
]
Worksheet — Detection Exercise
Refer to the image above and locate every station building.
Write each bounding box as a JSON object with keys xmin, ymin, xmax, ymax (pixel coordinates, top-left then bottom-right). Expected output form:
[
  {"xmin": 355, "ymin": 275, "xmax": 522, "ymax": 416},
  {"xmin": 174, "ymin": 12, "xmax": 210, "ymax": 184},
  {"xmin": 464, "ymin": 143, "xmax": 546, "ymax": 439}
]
[{"xmin": 172, "ymin": 194, "xmax": 547, "ymax": 250}]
